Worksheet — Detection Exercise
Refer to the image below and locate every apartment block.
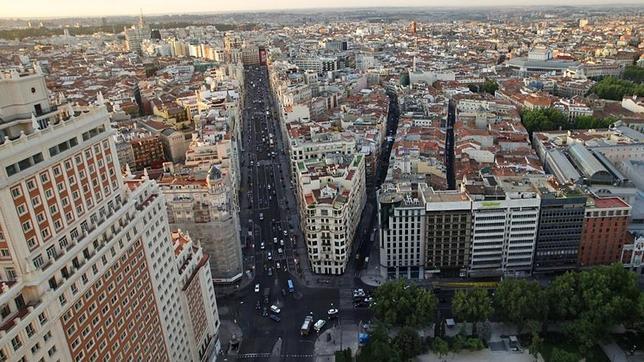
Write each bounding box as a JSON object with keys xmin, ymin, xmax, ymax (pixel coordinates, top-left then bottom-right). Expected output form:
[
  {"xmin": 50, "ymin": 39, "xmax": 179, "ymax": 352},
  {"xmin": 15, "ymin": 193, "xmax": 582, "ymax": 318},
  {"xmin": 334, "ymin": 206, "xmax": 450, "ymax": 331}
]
[
  {"xmin": 130, "ymin": 135, "xmax": 165, "ymax": 171},
  {"xmin": 579, "ymin": 196, "xmax": 631, "ymax": 267},
  {"xmin": 297, "ymin": 154, "xmax": 366, "ymax": 275},
  {"xmin": 286, "ymin": 130, "xmax": 356, "ymax": 177},
  {"xmin": 157, "ymin": 164, "xmax": 243, "ymax": 284},
  {"xmin": 0, "ymin": 70, "xmax": 219, "ymax": 362}
]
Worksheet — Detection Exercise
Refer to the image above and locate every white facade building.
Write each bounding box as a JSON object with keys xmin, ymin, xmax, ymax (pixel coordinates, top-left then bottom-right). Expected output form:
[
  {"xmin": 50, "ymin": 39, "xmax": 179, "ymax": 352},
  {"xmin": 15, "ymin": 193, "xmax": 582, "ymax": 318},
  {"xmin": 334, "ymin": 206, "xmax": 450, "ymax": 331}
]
[
  {"xmin": 469, "ymin": 179, "xmax": 540, "ymax": 277},
  {"xmin": 0, "ymin": 71, "xmax": 219, "ymax": 362},
  {"xmin": 296, "ymin": 154, "xmax": 366, "ymax": 275},
  {"xmin": 377, "ymin": 183, "xmax": 426, "ymax": 279}
]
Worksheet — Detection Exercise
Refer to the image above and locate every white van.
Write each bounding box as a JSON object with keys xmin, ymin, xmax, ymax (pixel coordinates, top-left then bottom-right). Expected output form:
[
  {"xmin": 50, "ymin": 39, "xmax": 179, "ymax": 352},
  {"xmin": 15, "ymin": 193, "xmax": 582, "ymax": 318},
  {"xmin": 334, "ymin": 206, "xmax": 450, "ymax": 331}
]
[{"xmin": 313, "ymin": 319, "xmax": 326, "ymax": 333}]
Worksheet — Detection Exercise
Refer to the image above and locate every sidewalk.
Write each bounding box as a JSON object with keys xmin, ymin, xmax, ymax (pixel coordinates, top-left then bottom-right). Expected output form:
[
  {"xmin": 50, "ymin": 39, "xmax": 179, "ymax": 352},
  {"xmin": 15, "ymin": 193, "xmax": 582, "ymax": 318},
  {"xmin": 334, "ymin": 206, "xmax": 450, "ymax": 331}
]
[
  {"xmin": 359, "ymin": 234, "xmax": 386, "ymax": 287},
  {"xmin": 314, "ymin": 321, "xmax": 360, "ymax": 362},
  {"xmin": 416, "ymin": 349, "xmax": 540, "ymax": 362},
  {"xmin": 600, "ymin": 341, "xmax": 628, "ymax": 362},
  {"xmin": 218, "ymin": 319, "xmax": 243, "ymax": 356},
  {"xmin": 214, "ymin": 271, "xmax": 254, "ymax": 297}
]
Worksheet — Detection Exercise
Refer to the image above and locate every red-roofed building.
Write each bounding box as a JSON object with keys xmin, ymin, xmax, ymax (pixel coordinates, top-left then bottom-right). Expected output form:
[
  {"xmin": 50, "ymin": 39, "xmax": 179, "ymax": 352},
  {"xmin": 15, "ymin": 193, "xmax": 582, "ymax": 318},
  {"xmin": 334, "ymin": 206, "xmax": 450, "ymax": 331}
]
[{"xmin": 579, "ymin": 196, "xmax": 632, "ymax": 267}]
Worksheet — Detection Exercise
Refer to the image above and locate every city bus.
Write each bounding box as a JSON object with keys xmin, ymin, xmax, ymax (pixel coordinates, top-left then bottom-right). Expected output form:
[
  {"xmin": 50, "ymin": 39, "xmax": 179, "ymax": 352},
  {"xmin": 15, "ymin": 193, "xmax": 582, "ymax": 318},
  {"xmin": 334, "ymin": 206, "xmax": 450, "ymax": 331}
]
[{"xmin": 287, "ymin": 279, "xmax": 295, "ymax": 293}]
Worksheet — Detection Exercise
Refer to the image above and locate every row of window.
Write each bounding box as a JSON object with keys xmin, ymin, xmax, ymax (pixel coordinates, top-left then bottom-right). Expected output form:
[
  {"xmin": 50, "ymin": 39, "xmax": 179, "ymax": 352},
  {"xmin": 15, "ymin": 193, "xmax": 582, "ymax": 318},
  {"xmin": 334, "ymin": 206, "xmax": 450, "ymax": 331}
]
[{"xmin": 5, "ymin": 153, "xmax": 44, "ymax": 177}]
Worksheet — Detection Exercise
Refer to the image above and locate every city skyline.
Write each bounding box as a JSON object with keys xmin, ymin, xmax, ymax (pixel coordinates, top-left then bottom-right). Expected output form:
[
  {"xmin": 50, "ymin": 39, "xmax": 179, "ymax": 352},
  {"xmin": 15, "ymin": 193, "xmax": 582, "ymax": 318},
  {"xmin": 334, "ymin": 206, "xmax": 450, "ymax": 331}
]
[
  {"xmin": 4, "ymin": 0, "xmax": 644, "ymax": 18},
  {"xmin": 0, "ymin": 4, "xmax": 641, "ymax": 361}
]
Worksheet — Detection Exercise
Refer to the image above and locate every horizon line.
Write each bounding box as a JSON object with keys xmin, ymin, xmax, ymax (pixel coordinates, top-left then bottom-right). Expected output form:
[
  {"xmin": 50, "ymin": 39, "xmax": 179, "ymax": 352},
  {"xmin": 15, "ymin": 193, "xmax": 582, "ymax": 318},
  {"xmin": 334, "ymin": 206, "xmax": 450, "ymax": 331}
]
[{"xmin": 2, "ymin": 3, "xmax": 643, "ymax": 21}]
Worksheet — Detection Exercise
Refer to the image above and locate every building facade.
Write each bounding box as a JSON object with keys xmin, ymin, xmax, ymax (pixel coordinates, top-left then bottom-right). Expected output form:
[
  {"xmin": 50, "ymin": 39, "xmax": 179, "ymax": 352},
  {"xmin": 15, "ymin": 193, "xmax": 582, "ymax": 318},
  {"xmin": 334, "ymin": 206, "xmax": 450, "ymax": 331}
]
[
  {"xmin": 579, "ymin": 196, "xmax": 632, "ymax": 267},
  {"xmin": 469, "ymin": 186, "xmax": 540, "ymax": 278},
  {"xmin": 533, "ymin": 194, "xmax": 586, "ymax": 273},
  {"xmin": 0, "ymin": 71, "xmax": 219, "ymax": 362},
  {"xmin": 377, "ymin": 183, "xmax": 426, "ymax": 280},
  {"xmin": 130, "ymin": 136, "xmax": 165, "ymax": 171},
  {"xmin": 158, "ymin": 164, "xmax": 243, "ymax": 284},
  {"xmin": 297, "ymin": 154, "xmax": 366, "ymax": 275},
  {"xmin": 423, "ymin": 187, "xmax": 472, "ymax": 277}
]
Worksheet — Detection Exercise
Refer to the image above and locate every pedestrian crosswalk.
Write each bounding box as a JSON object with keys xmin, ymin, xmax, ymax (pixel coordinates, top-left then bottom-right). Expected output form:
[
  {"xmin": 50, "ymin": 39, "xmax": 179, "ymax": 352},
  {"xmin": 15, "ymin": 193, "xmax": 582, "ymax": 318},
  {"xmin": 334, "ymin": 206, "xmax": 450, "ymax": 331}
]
[{"xmin": 338, "ymin": 288, "xmax": 355, "ymax": 310}]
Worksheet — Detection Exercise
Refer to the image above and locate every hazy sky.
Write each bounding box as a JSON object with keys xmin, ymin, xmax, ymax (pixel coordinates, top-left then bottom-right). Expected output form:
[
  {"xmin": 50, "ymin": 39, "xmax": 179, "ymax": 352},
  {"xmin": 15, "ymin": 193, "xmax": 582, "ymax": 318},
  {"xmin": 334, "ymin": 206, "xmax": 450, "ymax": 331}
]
[{"xmin": 4, "ymin": 0, "xmax": 640, "ymax": 18}]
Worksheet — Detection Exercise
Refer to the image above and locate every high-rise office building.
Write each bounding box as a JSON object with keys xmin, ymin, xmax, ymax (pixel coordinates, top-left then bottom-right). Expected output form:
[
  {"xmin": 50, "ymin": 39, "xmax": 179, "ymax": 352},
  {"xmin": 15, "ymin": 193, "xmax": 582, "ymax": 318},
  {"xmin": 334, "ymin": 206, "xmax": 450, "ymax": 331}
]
[
  {"xmin": 378, "ymin": 183, "xmax": 426, "ymax": 279},
  {"xmin": 422, "ymin": 186, "xmax": 472, "ymax": 277},
  {"xmin": 533, "ymin": 193, "xmax": 586, "ymax": 273},
  {"xmin": 0, "ymin": 69, "xmax": 219, "ymax": 361},
  {"xmin": 468, "ymin": 177, "xmax": 540, "ymax": 278}
]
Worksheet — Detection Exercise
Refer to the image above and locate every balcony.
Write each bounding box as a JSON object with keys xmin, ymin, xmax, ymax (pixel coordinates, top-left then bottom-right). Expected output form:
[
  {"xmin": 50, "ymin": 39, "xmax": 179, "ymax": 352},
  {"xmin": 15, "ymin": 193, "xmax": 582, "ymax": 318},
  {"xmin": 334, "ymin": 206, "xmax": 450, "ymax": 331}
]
[{"xmin": 0, "ymin": 303, "xmax": 39, "ymax": 333}]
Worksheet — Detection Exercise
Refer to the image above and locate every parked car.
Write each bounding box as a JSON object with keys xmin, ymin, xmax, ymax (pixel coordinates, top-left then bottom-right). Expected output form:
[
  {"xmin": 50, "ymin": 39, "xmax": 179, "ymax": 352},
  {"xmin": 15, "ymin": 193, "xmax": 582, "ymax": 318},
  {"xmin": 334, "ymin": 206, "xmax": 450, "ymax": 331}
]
[
  {"xmin": 270, "ymin": 305, "xmax": 281, "ymax": 314},
  {"xmin": 269, "ymin": 314, "xmax": 281, "ymax": 322},
  {"xmin": 327, "ymin": 309, "xmax": 339, "ymax": 318},
  {"xmin": 314, "ymin": 319, "xmax": 326, "ymax": 333},
  {"xmin": 254, "ymin": 284, "xmax": 260, "ymax": 293}
]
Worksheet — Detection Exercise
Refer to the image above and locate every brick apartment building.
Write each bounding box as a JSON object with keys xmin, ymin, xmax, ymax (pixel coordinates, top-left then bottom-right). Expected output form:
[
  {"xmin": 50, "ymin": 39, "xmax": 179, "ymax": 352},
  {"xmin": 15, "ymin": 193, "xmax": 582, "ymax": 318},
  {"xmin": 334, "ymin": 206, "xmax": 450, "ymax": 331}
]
[{"xmin": 579, "ymin": 196, "xmax": 632, "ymax": 267}]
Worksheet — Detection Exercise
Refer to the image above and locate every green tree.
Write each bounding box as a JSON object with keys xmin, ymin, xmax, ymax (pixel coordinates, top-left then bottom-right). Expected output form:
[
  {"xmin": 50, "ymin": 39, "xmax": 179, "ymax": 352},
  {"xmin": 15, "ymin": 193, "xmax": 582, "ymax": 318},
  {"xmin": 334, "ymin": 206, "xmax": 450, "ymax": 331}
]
[
  {"xmin": 451, "ymin": 334, "xmax": 465, "ymax": 352},
  {"xmin": 573, "ymin": 115, "xmax": 614, "ymax": 129},
  {"xmin": 431, "ymin": 337, "xmax": 449, "ymax": 358},
  {"xmin": 335, "ymin": 348, "xmax": 353, "ymax": 362},
  {"xmin": 357, "ymin": 324, "xmax": 402, "ymax": 362},
  {"xmin": 494, "ymin": 279, "xmax": 545, "ymax": 332},
  {"xmin": 623, "ymin": 65, "xmax": 644, "ymax": 84},
  {"xmin": 464, "ymin": 337, "xmax": 485, "ymax": 351},
  {"xmin": 520, "ymin": 107, "xmax": 569, "ymax": 134},
  {"xmin": 481, "ymin": 79, "xmax": 499, "ymax": 94},
  {"xmin": 393, "ymin": 327, "xmax": 422, "ymax": 361},
  {"xmin": 573, "ymin": 115, "xmax": 595, "ymax": 129},
  {"xmin": 550, "ymin": 347, "xmax": 580, "ymax": 362},
  {"xmin": 372, "ymin": 280, "xmax": 437, "ymax": 327},
  {"xmin": 591, "ymin": 76, "xmax": 644, "ymax": 100},
  {"xmin": 546, "ymin": 271, "xmax": 581, "ymax": 321},
  {"xmin": 547, "ymin": 264, "xmax": 642, "ymax": 355},
  {"xmin": 452, "ymin": 289, "xmax": 493, "ymax": 335},
  {"xmin": 528, "ymin": 331, "xmax": 543, "ymax": 362}
]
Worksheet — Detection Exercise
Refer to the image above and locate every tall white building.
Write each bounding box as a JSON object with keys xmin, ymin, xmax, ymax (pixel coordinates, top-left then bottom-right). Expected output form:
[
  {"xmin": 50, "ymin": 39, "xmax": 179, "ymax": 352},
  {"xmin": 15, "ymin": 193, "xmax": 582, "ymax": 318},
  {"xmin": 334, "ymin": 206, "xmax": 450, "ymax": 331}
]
[
  {"xmin": 468, "ymin": 176, "xmax": 540, "ymax": 277},
  {"xmin": 0, "ymin": 69, "xmax": 219, "ymax": 362},
  {"xmin": 377, "ymin": 183, "xmax": 426, "ymax": 279},
  {"xmin": 296, "ymin": 154, "xmax": 366, "ymax": 274}
]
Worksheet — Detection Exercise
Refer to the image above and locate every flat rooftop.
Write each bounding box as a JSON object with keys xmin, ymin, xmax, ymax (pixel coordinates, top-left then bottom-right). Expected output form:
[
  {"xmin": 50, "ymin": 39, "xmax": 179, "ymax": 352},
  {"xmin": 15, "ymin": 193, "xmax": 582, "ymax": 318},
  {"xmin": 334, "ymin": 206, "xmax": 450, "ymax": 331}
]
[
  {"xmin": 423, "ymin": 188, "xmax": 470, "ymax": 203},
  {"xmin": 590, "ymin": 197, "xmax": 630, "ymax": 209}
]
